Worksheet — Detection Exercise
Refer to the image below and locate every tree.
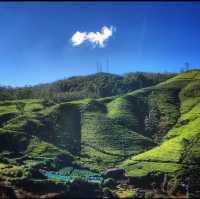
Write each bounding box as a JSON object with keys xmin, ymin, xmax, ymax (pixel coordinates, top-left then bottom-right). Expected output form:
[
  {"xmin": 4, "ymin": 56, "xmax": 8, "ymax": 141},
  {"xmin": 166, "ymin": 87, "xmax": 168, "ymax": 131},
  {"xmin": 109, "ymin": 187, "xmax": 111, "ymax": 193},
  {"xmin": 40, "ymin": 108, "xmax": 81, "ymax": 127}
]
[
  {"xmin": 144, "ymin": 96, "xmax": 160, "ymax": 141},
  {"xmin": 145, "ymin": 107, "xmax": 160, "ymax": 138}
]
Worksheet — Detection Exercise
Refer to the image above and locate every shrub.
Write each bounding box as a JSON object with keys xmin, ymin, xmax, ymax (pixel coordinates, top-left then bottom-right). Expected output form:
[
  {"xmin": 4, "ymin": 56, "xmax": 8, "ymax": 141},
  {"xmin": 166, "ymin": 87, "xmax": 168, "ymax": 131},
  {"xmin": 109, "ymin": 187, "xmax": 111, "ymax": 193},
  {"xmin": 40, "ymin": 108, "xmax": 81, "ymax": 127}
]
[
  {"xmin": 103, "ymin": 187, "xmax": 118, "ymax": 198},
  {"xmin": 102, "ymin": 178, "xmax": 116, "ymax": 188},
  {"xmin": 41, "ymin": 99, "xmax": 56, "ymax": 107},
  {"xmin": 71, "ymin": 177, "xmax": 98, "ymax": 190},
  {"xmin": 133, "ymin": 188, "xmax": 145, "ymax": 199},
  {"xmin": 145, "ymin": 191, "xmax": 155, "ymax": 199},
  {"xmin": 16, "ymin": 102, "xmax": 25, "ymax": 115},
  {"xmin": 69, "ymin": 177, "xmax": 101, "ymax": 198},
  {"xmin": 15, "ymin": 169, "xmax": 23, "ymax": 178}
]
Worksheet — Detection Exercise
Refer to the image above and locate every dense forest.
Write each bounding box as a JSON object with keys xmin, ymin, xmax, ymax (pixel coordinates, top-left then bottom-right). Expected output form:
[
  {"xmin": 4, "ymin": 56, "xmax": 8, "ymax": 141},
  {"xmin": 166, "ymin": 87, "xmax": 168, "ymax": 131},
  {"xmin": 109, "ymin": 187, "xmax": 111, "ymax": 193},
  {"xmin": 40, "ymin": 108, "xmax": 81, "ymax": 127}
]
[{"xmin": 0, "ymin": 72, "xmax": 175, "ymax": 102}]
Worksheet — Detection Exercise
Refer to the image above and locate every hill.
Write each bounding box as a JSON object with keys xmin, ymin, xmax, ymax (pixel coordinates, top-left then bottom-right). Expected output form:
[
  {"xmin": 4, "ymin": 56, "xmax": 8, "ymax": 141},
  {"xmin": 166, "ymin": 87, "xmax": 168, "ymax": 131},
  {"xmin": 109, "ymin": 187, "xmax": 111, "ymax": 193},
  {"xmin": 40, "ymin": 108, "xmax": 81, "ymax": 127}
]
[
  {"xmin": 0, "ymin": 70, "xmax": 199, "ymax": 198},
  {"xmin": 0, "ymin": 72, "xmax": 175, "ymax": 101},
  {"xmin": 118, "ymin": 70, "xmax": 200, "ymax": 195}
]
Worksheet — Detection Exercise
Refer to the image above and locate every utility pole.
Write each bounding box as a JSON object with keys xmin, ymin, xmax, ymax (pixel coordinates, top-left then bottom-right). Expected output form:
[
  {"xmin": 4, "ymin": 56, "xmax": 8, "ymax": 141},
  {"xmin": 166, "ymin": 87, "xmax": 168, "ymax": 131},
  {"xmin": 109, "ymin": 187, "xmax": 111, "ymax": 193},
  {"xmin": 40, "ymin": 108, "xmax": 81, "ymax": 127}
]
[
  {"xmin": 96, "ymin": 62, "xmax": 100, "ymax": 73},
  {"xmin": 106, "ymin": 57, "xmax": 109, "ymax": 73},
  {"xmin": 181, "ymin": 62, "xmax": 190, "ymax": 73},
  {"xmin": 184, "ymin": 62, "xmax": 190, "ymax": 71},
  {"xmin": 99, "ymin": 62, "xmax": 102, "ymax": 73}
]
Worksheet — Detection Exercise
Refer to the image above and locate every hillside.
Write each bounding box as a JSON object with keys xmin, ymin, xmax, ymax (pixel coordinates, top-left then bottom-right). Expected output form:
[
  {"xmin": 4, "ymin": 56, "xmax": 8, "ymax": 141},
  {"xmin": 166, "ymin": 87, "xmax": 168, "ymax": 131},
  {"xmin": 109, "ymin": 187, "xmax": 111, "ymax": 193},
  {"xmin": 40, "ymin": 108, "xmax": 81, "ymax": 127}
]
[
  {"xmin": 118, "ymin": 70, "xmax": 200, "ymax": 197},
  {"xmin": 0, "ymin": 70, "xmax": 199, "ymax": 198},
  {"xmin": 120, "ymin": 70, "xmax": 200, "ymax": 175}
]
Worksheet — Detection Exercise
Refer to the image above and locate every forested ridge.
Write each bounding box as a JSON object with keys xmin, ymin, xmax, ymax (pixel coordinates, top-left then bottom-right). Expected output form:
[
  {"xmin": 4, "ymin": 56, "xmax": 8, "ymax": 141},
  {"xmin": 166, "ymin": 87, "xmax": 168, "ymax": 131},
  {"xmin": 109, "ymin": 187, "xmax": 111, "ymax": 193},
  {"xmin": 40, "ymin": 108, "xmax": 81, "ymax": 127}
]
[{"xmin": 0, "ymin": 72, "xmax": 175, "ymax": 101}]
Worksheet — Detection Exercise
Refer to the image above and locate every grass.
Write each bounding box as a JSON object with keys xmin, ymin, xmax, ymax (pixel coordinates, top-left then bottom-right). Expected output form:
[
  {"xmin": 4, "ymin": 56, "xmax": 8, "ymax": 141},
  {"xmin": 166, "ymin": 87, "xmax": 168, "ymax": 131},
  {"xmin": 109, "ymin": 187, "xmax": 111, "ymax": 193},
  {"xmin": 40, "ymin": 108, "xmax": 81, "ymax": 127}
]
[
  {"xmin": 0, "ymin": 69, "xmax": 200, "ymax": 184},
  {"xmin": 124, "ymin": 162, "xmax": 180, "ymax": 177},
  {"xmin": 120, "ymin": 114, "xmax": 200, "ymax": 177},
  {"xmin": 76, "ymin": 146, "xmax": 117, "ymax": 171},
  {"xmin": 0, "ymin": 73, "xmax": 182, "ymax": 175},
  {"xmin": 0, "ymin": 162, "xmax": 24, "ymax": 181},
  {"xmin": 81, "ymin": 111, "xmax": 147, "ymax": 155},
  {"xmin": 26, "ymin": 137, "xmax": 68, "ymax": 158},
  {"xmin": 0, "ymin": 99, "xmax": 48, "ymax": 132},
  {"xmin": 80, "ymin": 104, "xmax": 154, "ymax": 171},
  {"xmin": 121, "ymin": 137, "xmax": 183, "ymax": 165},
  {"xmin": 0, "ymin": 100, "xmax": 76, "ymax": 179},
  {"xmin": 0, "ymin": 99, "xmax": 42, "ymax": 114},
  {"xmin": 107, "ymin": 96, "xmax": 142, "ymax": 131},
  {"xmin": 158, "ymin": 70, "xmax": 200, "ymax": 86},
  {"xmin": 119, "ymin": 71, "xmax": 200, "ymax": 177}
]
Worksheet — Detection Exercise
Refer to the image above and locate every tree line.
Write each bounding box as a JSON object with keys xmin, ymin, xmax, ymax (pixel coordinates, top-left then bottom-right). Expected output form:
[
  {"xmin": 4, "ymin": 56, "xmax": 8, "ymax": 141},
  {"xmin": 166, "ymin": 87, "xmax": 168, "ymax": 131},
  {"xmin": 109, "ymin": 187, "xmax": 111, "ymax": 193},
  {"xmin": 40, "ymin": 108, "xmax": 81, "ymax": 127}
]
[{"xmin": 0, "ymin": 72, "xmax": 175, "ymax": 102}]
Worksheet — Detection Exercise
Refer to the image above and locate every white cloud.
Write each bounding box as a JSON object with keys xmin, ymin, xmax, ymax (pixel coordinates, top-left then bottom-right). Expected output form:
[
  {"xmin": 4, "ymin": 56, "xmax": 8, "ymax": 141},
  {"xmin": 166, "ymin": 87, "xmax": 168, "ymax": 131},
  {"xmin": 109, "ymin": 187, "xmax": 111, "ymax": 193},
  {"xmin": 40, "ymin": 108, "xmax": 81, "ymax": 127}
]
[
  {"xmin": 71, "ymin": 26, "xmax": 116, "ymax": 48},
  {"xmin": 71, "ymin": 31, "xmax": 87, "ymax": 46}
]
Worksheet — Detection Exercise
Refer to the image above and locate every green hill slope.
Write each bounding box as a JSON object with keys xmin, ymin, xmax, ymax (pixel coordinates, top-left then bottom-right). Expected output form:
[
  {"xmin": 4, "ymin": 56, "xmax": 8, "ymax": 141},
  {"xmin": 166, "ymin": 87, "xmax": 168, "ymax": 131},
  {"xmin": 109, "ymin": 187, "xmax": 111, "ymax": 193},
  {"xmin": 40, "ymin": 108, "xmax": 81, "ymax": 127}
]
[
  {"xmin": 119, "ymin": 70, "xmax": 200, "ymax": 179},
  {"xmin": 0, "ymin": 70, "xmax": 199, "ymax": 196}
]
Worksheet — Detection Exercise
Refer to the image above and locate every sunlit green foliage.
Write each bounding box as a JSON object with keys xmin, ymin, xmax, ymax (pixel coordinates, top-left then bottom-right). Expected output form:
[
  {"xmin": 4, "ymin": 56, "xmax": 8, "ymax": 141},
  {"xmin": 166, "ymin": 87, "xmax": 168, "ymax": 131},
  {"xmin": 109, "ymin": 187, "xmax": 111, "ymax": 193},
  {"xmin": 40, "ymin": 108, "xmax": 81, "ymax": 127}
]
[
  {"xmin": 120, "ymin": 70, "xmax": 200, "ymax": 178},
  {"xmin": 0, "ymin": 69, "xmax": 200, "ymax": 195}
]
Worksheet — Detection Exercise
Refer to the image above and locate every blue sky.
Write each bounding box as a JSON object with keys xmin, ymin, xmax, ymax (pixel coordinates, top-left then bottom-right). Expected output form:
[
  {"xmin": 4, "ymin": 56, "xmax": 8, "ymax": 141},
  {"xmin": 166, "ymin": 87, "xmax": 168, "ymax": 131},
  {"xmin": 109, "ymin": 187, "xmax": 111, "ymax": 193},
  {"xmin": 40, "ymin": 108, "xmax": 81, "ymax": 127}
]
[{"xmin": 0, "ymin": 2, "xmax": 200, "ymax": 87}]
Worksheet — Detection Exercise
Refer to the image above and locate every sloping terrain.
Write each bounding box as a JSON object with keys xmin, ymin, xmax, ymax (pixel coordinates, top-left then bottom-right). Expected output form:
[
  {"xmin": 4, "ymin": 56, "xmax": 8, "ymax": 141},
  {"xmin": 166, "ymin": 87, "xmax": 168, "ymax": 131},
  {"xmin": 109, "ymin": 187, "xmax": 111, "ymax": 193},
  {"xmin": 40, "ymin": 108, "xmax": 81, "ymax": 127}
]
[
  {"xmin": 119, "ymin": 70, "xmax": 200, "ymax": 179},
  {"xmin": 0, "ymin": 70, "xmax": 199, "ymax": 197}
]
